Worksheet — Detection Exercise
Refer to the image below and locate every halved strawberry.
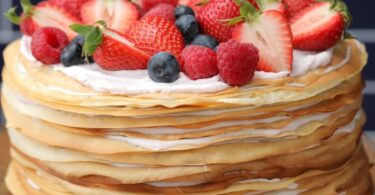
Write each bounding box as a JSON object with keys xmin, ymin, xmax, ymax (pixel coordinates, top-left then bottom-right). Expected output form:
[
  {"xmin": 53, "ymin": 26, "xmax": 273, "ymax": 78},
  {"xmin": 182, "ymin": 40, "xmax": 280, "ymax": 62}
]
[
  {"xmin": 263, "ymin": 0, "xmax": 286, "ymax": 14},
  {"xmin": 5, "ymin": 1, "xmax": 80, "ymax": 38},
  {"xmin": 94, "ymin": 30, "xmax": 151, "ymax": 70},
  {"xmin": 232, "ymin": 10, "xmax": 293, "ymax": 72},
  {"xmin": 81, "ymin": 0, "xmax": 139, "ymax": 34},
  {"xmin": 125, "ymin": 16, "xmax": 185, "ymax": 63},
  {"xmin": 290, "ymin": 1, "xmax": 350, "ymax": 51},
  {"xmin": 49, "ymin": 0, "xmax": 89, "ymax": 19},
  {"xmin": 134, "ymin": 0, "xmax": 178, "ymax": 12},
  {"xmin": 283, "ymin": 0, "xmax": 315, "ymax": 18}
]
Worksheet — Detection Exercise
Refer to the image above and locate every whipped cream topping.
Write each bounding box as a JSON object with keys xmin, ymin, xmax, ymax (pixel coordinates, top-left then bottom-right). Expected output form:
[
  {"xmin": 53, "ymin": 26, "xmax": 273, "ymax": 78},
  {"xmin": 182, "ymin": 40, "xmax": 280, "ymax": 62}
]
[{"xmin": 20, "ymin": 36, "xmax": 336, "ymax": 95}]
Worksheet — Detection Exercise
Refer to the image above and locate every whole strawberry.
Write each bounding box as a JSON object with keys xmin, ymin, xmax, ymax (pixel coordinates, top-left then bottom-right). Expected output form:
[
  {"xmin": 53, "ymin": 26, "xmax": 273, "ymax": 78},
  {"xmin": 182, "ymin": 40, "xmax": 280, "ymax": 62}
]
[
  {"xmin": 290, "ymin": 1, "xmax": 351, "ymax": 51},
  {"xmin": 136, "ymin": 0, "xmax": 178, "ymax": 12},
  {"xmin": 217, "ymin": 40, "xmax": 259, "ymax": 86},
  {"xmin": 182, "ymin": 46, "xmax": 218, "ymax": 80},
  {"xmin": 49, "ymin": 0, "xmax": 89, "ymax": 19},
  {"xmin": 5, "ymin": 0, "xmax": 80, "ymax": 38},
  {"xmin": 143, "ymin": 3, "xmax": 176, "ymax": 22},
  {"xmin": 197, "ymin": 0, "xmax": 241, "ymax": 42},
  {"xmin": 125, "ymin": 16, "xmax": 185, "ymax": 62}
]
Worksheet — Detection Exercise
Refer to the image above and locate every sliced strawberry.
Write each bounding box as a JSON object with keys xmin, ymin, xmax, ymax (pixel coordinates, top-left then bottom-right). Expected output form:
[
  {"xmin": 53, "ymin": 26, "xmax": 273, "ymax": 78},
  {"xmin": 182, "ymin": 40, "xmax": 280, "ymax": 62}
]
[
  {"xmin": 32, "ymin": 2, "xmax": 81, "ymax": 39},
  {"xmin": 49, "ymin": 0, "xmax": 89, "ymax": 19},
  {"xmin": 263, "ymin": 0, "xmax": 286, "ymax": 14},
  {"xmin": 81, "ymin": 0, "xmax": 139, "ymax": 34},
  {"xmin": 283, "ymin": 0, "xmax": 315, "ymax": 17},
  {"xmin": 5, "ymin": 1, "xmax": 80, "ymax": 38},
  {"xmin": 135, "ymin": 0, "xmax": 178, "ymax": 12},
  {"xmin": 94, "ymin": 30, "xmax": 151, "ymax": 70},
  {"xmin": 197, "ymin": 0, "xmax": 242, "ymax": 42},
  {"xmin": 232, "ymin": 10, "xmax": 293, "ymax": 72},
  {"xmin": 125, "ymin": 16, "xmax": 185, "ymax": 62}
]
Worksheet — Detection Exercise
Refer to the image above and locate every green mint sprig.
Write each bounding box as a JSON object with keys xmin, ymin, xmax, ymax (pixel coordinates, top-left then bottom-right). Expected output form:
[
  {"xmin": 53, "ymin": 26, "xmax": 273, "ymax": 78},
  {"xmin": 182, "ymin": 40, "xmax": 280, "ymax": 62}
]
[
  {"xmin": 70, "ymin": 21, "xmax": 105, "ymax": 58},
  {"xmin": 4, "ymin": 0, "xmax": 34, "ymax": 25}
]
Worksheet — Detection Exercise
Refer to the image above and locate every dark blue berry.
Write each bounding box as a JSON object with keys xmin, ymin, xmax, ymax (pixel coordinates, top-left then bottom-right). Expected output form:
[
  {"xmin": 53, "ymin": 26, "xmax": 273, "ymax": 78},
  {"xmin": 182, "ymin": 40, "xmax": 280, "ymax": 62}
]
[
  {"xmin": 148, "ymin": 52, "xmax": 180, "ymax": 83},
  {"xmin": 174, "ymin": 6, "xmax": 195, "ymax": 18},
  {"xmin": 175, "ymin": 15, "xmax": 199, "ymax": 43},
  {"xmin": 191, "ymin": 34, "xmax": 218, "ymax": 49},
  {"xmin": 61, "ymin": 35, "xmax": 94, "ymax": 67}
]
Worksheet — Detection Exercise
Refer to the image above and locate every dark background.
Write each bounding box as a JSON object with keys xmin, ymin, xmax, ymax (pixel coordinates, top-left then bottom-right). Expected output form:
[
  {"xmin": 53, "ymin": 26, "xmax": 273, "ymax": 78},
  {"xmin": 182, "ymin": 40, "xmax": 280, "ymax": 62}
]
[{"xmin": 0, "ymin": 0, "xmax": 374, "ymax": 129}]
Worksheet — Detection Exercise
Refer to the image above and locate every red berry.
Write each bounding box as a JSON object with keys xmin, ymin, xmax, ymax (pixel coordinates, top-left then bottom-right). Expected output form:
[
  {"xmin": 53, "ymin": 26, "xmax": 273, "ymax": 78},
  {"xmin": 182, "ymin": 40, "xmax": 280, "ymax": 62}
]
[
  {"xmin": 143, "ymin": 4, "xmax": 176, "ymax": 22},
  {"xmin": 197, "ymin": 0, "xmax": 241, "ymax": 42},
  {"xmin": 49, "ymin": 0, "xmax": 89, "ymax": 19},
  {"xmin": 182, "ymin": 46, "xmax": 218, "ymax": 80},
  {"xmin": 217, "ymin": 40, "xmax": 259, "ymax": 86},
  {"xmin": 283, "ymin": 0, "xmax": 315, "ymax": 18},
  {"xmin": 20, "ymin": 16, "xmax": 37, "ymax": 36},
  {"xmin": 141, "ymin": 0, "xmax": 178, "ymax": 12},
  {"xmin": 125, "ymin": 16, "xmax": 185, "ymax": 63},
  {"xmin": 94, "ymin": 30, "xmax": 151, "ymax": 70},
  {"xmin": 31, "ymin": 27, "xmax": 69, "ymax": 65}
]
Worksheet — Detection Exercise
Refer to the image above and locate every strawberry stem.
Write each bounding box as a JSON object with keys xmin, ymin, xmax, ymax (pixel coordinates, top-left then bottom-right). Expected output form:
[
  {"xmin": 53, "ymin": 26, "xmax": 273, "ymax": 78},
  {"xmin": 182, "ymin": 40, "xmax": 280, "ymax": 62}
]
[{"xmin": 4, "ymin": 0, "xmax": 34, "ymax": 25}]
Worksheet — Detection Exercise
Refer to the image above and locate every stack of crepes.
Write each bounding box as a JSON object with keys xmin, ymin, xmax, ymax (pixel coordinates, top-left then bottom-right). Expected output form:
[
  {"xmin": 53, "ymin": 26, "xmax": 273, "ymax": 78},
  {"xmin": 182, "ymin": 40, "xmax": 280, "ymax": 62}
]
[{"xmin": 2, "ymin": 37, "xmax": 372, "ymax": 194}]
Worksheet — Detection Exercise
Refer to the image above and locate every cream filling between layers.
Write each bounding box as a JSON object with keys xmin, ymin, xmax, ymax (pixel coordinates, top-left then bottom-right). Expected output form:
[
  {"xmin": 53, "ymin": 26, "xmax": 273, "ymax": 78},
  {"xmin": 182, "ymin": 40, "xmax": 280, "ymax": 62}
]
[
  {"xmin": 20, "ymin": 36, "xmax": 339, "ymax": 95},
  {"xmin": 106, "ymin": 110, "xmax": 361, "ymax": 151}
]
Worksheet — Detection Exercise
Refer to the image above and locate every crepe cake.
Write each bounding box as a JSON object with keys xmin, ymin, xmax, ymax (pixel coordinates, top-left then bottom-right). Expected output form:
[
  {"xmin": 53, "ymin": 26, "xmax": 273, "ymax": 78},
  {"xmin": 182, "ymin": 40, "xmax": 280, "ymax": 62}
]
[{"xmin": 2, "ymin": 0, "xmax": 372, "ymax": 194}]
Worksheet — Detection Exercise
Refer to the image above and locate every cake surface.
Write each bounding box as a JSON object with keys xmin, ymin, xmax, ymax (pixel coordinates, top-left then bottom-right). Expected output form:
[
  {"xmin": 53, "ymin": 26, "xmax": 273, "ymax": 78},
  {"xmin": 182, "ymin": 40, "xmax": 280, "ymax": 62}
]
[{"xmin": 2, "ymin": 0, "xmax": 373, "ymax": 194}]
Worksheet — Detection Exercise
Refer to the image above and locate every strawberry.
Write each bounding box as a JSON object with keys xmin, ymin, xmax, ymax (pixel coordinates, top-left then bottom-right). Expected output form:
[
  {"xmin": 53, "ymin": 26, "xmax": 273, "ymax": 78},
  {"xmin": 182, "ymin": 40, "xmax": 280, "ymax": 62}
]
[
  {"xmin": 290, "ymin": 1, "xmax": 350, "ymax": 51},
  {"xmin": 197, "ymin": 0, "xmax": 241, "ymax": 42},
  {"xmin": 81, "ymin": 0, "xmax": 139, "ymax": 34},
  {"xmin": 125, "ymin": 16, "xmax": 185, "ymax": 62},
  {"xmin": 49, "ymin": 0, "xmax": 89, "ymax": 19},
  {"xmin": 232, "ymin": 3, "xmax": 293, "ymax": 72},
  {"xmin": 283, "ymin": 0, "xmax": 315, "ymax": 17},
  {"xmin": 143, "ymin": 3, "xmax": 176, "ymax": 22},
  {"xmin": 188, "ymin": 0, "xmax": 209, "ymax": 14},
  {"xmin": 263, "ymin": 0, "xmax": 286, "ymax": 14},
  {"xmin": 5, "ymin": 1, "xmax": 81, "ymax": 38},
  {"xmin": 134, "ymin": 0, "xmax": 178, "ymax": 12}
]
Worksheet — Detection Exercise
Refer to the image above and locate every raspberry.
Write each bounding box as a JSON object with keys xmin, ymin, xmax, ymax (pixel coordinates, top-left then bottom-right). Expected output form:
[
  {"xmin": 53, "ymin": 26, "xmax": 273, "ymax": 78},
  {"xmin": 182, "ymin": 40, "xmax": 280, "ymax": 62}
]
[
  {"xmin": 31, "ymin": 27, "xmax": 69, "ymax": 65},
  {"xmin": 143, "ymin": 4, "xmax": 176, "ymax": 22},
  {"xmin": 217, "ymin": 40, "xmax": 259, "ymax": 86},
  {"xmin": 182, "ymin": 45, "xmax": 218, "ymax": 80}
]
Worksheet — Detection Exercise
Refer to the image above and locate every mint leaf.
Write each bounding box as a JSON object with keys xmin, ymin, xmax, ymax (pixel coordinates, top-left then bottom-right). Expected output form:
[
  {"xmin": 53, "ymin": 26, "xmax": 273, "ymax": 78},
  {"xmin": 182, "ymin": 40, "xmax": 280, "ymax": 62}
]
[
  {"xmin": 20, "ymin": 0, "xmax": 34, "ymax": 15},
  {"xmin": 4, "ymin": 7, "xmax": 21, "ymax": 24},
  {"xmin": 70, "ymin": 23, "xmax": 103, "ymax": 57}
]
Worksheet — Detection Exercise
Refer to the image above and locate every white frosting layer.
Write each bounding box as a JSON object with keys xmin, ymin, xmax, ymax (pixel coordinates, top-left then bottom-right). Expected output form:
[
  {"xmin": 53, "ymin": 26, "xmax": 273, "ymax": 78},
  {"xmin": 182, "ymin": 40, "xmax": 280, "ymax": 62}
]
[{"xmin": 20, "ymin": 36, "xmax": 337, "ymax": 95}]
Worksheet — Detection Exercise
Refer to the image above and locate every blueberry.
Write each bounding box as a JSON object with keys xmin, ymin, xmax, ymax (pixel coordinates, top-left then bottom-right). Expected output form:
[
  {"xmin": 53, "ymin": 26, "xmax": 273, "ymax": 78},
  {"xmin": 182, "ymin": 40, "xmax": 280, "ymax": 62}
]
[
  {"xmin": 60, "ymin": 35, "xmax": 94, "ymax": 67},
  {"xmin": 175, "ymin": 15, "xmax": 199, "ymax": 43},
  {"xmin": 191, "ymin": 34, "xmax": 218, "ymax": 49},
  {"xmin": 148, "ymin": 52, "xmax": 180, "ymax": 83},
  {"xmin": 174, "ymin": 6, "xmax": 195, "ymax": 18}
]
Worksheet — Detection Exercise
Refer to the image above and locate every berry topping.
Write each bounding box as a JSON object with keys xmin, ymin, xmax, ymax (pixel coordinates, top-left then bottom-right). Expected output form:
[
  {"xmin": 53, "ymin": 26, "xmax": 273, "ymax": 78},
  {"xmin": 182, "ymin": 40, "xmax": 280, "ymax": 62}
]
[
  {"xmin": 187, "ymin": 0, "xmax": 207, "ymax": 14},
  {"xmin": 217, "ymin": 40, "xmax": 259, "ymax": 86},
  {"xmin": 71, "ymin": 23, "xmax": 150, "ymax": 70},
  {"xmin": 174, "ymin": 5, "xmax": 195, "ymax": 18},
  {"xmin": 61, "ymin": 35, "xmax": 94, "ymax": 67},
  {"xmin": 125, "ymin": 16, "xmax": 185, "ymax": 62},
  {"xmin": 148, "ymin": 52, "xmax": 180, "ymax": 83},
  {"xmin": 232, "ymin": 2, "xmax": 293, "ymax": 72},
  {"xmin": 283, "ymin": 0, "xmax": 315, "ymax": 18},
  {"xmin": 197, "ymin": 0, "xmax": 241, "ymax": 42},
  {"xmin": 5, "ymin": 0, "xmax": 81, "ymax": 38},
  {"xmin": 49, "ymin": 0, "xmax": 89, "ymax": 19},
  {"xmin": 290, "ymin": 1, "xmax": 350, "ymax": 51},
  {"xmin": 191, "ymin": 34, "xmax": 218, "ymax": 49},
  {"xmin": 175, "ymin": 15, "xmax": 200, "ymax": 42},
  {"xmin": 182, "ymin": 46, "xmax": 218, "ymax": 80},
  {"xmin": 139, "ymin": 0, "xmax": 178, "ymax": 12},
  {"xmin": 81, "ymin": 0, "xmax": 139, "ymax": 33},
  {"xmin": 31, "ymin": 27, "xmax": 69, "ymax": 65},
  {"xmin": 144, "ymin": 3, "xmax": 176, "ymax": 22}
]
